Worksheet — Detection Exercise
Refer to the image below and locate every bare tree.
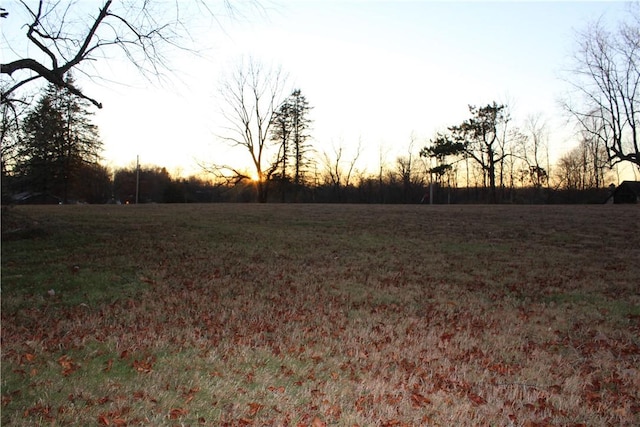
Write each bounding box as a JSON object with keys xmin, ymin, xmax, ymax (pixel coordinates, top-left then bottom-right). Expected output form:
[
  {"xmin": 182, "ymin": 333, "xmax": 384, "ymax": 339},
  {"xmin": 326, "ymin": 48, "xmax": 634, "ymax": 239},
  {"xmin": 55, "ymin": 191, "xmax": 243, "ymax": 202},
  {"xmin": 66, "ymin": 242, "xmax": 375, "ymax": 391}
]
[
  {"xmin": 215, "ymin": 58, "xmax": 287, "ymax": 203},
  {"xmin": 521, "ymin": 113, "xmax": 550, "ymax": 188},
  {"xmin": 1, "ymin": 1, "xmax": 237, "ymax": 109},
  {"xmin": 554, "ymin": 138, "xmax": 612, "ymax": 190},
  {"xmin": 395, "ymin": 135, "xmax": 423, "ymax": 203},
  {"xmin": 321, "ymin": 139, "xmax": 362, "ymax": 201},
  {"xmin": 563, "ymin": 5, "xmax": 640, "ymax": 172}
]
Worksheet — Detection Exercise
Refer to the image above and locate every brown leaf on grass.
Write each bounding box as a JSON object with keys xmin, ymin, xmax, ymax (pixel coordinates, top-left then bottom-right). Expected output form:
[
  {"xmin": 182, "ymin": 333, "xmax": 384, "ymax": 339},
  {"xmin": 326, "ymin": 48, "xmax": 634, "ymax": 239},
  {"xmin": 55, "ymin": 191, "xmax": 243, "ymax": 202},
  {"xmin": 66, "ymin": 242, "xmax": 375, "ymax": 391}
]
[
  {"xmin": 248, "ymin": 402, "xmax": 264, "ymax": 416},
  {"xmin": 58, "ymin": 355, "xmax": 79, "ymax": 376},
  {"xmin": 22, "ymin": 353, "xmax": 36, "ymax": 363},
  {"xmin": 354, "ymin": 395, "xmax": 372, "ymax": 412},
  {"xmin": 411, "ymin": 392, "xmax": 431, "ymax": 408},
  {"xmin": 440, "ymin": 332, "xmax": 454, "ymax": 342},
  {"xmin": 311, "ymin": 416, "xmax": 326, "ymax": 427},
  {"xmin": 169, "ymin": 407, "xmax": 188, "ymax": 419},
  {"xmin": 24, "ymin": 403, "xmax": 54, "ymax": 421},
  {"xmin": 2, "ymin": 394, "xmax": 13, "ymax": 406},
  {"xmin": 132, "ymin": 358, "xmax": 154, "ymax": 373},
  {"xmin": 325, "ymin": 404, "xmax": 342, "ymax": 418},
  {"xmin": 468, "ymin": 392, "xmax": 486, "ymax": 405},
  {"xmin": 97, "ymin": 414, "xmax": 110, "ymax": 425},
  {"xmin": 103, "ymin": 358, "xmax": 113, "ymax": 372},
  {"xmin": 181, "ymin": 386, "xmax": 200, "ymax": 404}
]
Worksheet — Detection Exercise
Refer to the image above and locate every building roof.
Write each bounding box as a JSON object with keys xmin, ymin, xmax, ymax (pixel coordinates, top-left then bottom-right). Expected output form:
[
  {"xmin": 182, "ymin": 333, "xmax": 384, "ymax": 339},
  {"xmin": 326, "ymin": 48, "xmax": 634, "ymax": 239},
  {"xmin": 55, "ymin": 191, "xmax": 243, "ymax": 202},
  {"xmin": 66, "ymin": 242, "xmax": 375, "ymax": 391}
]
[{"xmin": 606, "ymin": 180, "xmax": 640, "ymax": 204}]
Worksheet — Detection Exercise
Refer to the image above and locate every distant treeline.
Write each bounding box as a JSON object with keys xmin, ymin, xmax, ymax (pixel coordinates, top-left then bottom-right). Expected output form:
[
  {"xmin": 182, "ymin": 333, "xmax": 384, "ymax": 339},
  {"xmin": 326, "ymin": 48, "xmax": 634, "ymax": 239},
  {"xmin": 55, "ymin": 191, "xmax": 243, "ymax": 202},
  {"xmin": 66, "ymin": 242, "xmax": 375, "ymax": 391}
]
[{"xmin": 2, "ymin": 164, "xmax": 612, "ymax": 205}]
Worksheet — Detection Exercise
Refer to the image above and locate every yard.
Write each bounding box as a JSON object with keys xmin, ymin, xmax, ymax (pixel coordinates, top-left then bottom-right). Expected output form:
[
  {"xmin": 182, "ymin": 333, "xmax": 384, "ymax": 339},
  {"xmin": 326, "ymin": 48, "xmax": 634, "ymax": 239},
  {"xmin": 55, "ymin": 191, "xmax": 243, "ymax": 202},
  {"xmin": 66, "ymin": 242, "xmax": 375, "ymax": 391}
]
[{"xmin": 1, "ymin": 204, "xmax": 639, "ymax": 426}]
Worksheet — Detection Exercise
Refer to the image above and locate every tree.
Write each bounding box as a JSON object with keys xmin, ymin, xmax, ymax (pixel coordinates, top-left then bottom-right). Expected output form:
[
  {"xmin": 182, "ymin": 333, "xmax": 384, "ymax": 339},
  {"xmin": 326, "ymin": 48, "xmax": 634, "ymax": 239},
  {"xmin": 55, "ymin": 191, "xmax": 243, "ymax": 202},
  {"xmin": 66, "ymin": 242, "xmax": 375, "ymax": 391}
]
[
  {"xmin": 270, "ymin": 96, "xmax": 293, "ymax": 201},
  {"xmin": 321, "ymin": 140, "xmax": 362, "ymax": 202},
  {"xmin": 1, "ymin": 94, "xmax": 28, "ymax": 200},
  {"xmin": 216, "ymin": 58, "xmax": 287, "ymax": 203},
  {"xmin": 521, "ymin": 113, "xmax": 550, "ymax": 188},
  {"xmin": 555, "ymin": 138, "xmax": 612, "ymax": 191},
  {"xmin": 449, "ymin": 103, "xmax": 510, "ymax": 203},
  {"xmin": 564, "ymin": 5, "xmax": 640, "ymax": 172},
  {"xmin": 1, "ymin": 1, "xmax": 239, "ymax": 108},
  {"xmin": 394, "ymin": 135, "xmax": 424, "ymax": 203},
  {"xmin": 17, "ymin": 76, "xmax": 103, "ymax": 202},
  {"xmin": 270, "ymin": 89, "xmax": 313, "ymax": 201},
  {"xmin": 288, "ymin": 90, "xmax": 313, "ymax": 193},
  {"xmin": 420, "ymin": 133, "xmax": 466, "ymax": 185}
]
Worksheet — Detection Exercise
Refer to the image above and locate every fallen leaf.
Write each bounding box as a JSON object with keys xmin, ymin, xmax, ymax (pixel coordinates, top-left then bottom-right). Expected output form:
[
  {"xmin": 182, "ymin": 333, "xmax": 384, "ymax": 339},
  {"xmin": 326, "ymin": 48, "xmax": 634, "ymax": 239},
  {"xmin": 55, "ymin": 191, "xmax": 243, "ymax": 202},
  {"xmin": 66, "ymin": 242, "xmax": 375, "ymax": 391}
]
[
  {"xmin": 411, "ymin": 392, "xmax": 431, "ymax": 408},
  {"xmin": 311, "ymin": 416, "xmax": 326, "ymax": 427},
  {"xmin": 468, "ymin": 392, "xmax": 486, "ymax": 405},
  {"xmin": 248, "ymin": 402, "xmax": 264, "ymax": 416},
  {"xmin": 169, "ymin": 408, "xmax": 188, "ymax": 419},
  {"xmin": 132, "ymin": 358, "xmax": 154, "ymax": 373},
  {"xmin": 58, "ymin": 355, "xmax": 79, "ymax": 376}
]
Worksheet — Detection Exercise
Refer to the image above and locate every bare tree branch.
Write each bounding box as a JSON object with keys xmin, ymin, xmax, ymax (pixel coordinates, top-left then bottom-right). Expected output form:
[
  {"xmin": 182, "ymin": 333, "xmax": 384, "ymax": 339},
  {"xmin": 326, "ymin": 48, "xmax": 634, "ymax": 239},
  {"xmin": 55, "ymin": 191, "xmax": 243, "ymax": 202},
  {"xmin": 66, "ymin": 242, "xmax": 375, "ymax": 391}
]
[
  {"xmin": 563, "ymin": 8, "xmax": 640, "ymax": 171},
  {"xmin": 2, "ymin": 1, "xmax": 246, "ymax": 109},
  {"xmin": 212, "ymin": 57, "xmax": 288, "ymax": 202}
]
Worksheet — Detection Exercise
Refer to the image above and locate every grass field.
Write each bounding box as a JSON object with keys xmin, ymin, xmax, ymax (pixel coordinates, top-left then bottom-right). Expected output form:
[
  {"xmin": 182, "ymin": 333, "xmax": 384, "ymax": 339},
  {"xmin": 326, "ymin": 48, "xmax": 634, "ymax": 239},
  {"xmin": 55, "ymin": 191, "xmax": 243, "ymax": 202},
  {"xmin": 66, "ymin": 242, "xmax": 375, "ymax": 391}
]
[{"xmin": 1, "ymin": 204, "xmax": 639, "ymax": 426}]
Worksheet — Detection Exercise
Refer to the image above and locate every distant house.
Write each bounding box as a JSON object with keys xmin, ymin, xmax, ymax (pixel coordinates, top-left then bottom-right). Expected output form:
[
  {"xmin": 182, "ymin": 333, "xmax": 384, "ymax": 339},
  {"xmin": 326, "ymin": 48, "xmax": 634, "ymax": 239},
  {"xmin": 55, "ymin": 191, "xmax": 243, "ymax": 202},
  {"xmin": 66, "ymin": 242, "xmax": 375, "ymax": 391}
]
[{"xmin": 606, "ymin": 181, "xmax": 640, "ymax": 204}]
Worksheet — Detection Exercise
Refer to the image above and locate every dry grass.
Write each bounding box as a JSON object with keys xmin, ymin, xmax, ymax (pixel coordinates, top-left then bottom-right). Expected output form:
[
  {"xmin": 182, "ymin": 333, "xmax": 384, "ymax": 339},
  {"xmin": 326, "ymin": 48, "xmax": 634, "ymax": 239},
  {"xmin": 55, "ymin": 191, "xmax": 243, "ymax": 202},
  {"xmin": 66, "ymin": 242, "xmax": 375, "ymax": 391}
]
[{"xmin": 2, "ymin": 204, "xmax": 639, "ymax": 426}]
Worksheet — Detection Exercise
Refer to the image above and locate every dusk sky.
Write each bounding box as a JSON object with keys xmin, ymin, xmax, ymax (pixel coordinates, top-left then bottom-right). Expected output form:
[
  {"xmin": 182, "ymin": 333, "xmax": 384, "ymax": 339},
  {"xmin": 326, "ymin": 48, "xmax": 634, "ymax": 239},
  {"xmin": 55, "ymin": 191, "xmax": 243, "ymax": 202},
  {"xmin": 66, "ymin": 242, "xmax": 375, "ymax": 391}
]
[{"xmin": 2, "ymin": 1, "xmax": 635, "ymax": 179}]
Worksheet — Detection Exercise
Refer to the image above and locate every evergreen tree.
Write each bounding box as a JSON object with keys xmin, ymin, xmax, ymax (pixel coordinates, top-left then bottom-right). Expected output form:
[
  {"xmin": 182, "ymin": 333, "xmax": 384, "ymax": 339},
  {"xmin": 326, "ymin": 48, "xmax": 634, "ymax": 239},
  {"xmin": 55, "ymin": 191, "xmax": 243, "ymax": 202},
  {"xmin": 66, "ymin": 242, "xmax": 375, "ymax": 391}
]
[
  {"xmin": 289, "ymin": 90, "xmax": 313, "ymax": 189},
  {"xmin": 270, "ymin": 89, "xmax": 312, "ymax": 201},
  {"xmin": 449, "ymin": 103, "xmax": 510, "ymax": 203},
  {"xmin": 18, "ymin": 75, "xmax": 103, "ymax": 202},
  {"xmin": 420, "ymin": 133, "xmax": 466, "ymax": 185},
  {"xmin": 271, "ymin": 96, "xmax": 293, "ymax": 190}
]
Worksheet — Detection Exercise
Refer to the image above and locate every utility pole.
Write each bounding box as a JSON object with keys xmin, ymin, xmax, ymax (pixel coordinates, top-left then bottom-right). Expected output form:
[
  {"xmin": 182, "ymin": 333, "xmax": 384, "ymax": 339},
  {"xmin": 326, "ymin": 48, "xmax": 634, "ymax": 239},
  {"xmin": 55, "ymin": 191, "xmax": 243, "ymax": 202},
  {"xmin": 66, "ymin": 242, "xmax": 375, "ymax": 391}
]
[{"xmin": 135, "ymin": 155, "xmax": 140, "ymax": 204}]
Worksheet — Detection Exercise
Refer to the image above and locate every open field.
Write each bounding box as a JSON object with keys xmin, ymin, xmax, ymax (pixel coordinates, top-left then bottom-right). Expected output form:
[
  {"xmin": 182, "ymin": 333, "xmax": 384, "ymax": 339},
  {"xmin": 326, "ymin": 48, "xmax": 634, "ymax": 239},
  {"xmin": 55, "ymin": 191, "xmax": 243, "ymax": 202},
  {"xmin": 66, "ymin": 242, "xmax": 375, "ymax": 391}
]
[{"xmin": 2, "ymin": 204, "xmax": 640, "ymax": 426}]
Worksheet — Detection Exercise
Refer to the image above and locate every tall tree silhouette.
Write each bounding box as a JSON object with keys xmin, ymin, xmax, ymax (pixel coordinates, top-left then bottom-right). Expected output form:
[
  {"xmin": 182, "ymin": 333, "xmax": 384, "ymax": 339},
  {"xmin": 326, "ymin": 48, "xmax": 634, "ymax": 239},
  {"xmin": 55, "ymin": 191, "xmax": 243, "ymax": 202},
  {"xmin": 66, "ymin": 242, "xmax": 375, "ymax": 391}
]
[
  {"xmin": 217, "ymin": 58, "xmax": 287, "ymax": 203},
  {"xmin": 270, "ymin": 89, "xmax": 313, "ymax": 201},
  {"xmin": 564, "ymin": 5, "xmax": 640, "ymax": 172},
  {"xmin": 450, "ymin": 103, "xmax": 510, "ymax": 203},
  {"xmin": 18, "ymin": 76, "xmax": 102, "ymax": 202}
]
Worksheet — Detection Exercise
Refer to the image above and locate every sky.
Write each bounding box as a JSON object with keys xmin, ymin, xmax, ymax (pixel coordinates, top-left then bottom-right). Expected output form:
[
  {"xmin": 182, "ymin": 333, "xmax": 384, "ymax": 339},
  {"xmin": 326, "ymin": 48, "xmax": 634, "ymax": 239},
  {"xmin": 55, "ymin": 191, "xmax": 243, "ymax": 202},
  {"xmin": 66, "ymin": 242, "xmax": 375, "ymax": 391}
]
[{"xmin": 2, "ymin": 1, "xmax": 637, "ymax": 181}]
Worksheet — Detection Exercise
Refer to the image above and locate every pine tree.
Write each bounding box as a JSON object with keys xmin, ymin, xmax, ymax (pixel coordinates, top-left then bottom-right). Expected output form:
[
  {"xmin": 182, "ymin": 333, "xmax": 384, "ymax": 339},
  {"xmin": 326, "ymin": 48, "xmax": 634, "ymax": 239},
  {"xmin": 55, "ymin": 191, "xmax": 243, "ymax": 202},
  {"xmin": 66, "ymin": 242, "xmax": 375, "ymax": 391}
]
[
  {"xmin": 18, "ymin": 75, "xmax": 103, "ymax": 202},
  {"xmin": 289, "ymin": 90, "xmax": 312, "ymax": 189},
  {"xmin": 270, "ymin": 89, "xmax": 312, "ymax": 201}
]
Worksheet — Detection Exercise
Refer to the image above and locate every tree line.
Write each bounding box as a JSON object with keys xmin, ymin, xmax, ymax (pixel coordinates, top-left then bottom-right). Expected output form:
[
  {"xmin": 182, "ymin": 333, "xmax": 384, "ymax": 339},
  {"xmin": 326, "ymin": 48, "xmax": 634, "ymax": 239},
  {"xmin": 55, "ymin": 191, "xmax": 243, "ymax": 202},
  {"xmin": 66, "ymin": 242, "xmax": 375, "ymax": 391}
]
[
  {"xmin": 0, "ymin": 75, "xmax": 627, "ymax": 205},
  {"xmin": 1, "ymin": 1, "xmax": 638, "ymax": 205}
]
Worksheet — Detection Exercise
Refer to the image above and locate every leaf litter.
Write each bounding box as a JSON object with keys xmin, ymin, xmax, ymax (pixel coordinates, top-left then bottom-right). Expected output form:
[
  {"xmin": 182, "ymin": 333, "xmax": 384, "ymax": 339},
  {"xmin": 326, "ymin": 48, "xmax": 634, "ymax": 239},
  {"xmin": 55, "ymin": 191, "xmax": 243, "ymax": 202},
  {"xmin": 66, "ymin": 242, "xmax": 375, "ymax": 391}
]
[{"xmin": 1, "ymin": 204, "xmax": 639, "ymax": 426}]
